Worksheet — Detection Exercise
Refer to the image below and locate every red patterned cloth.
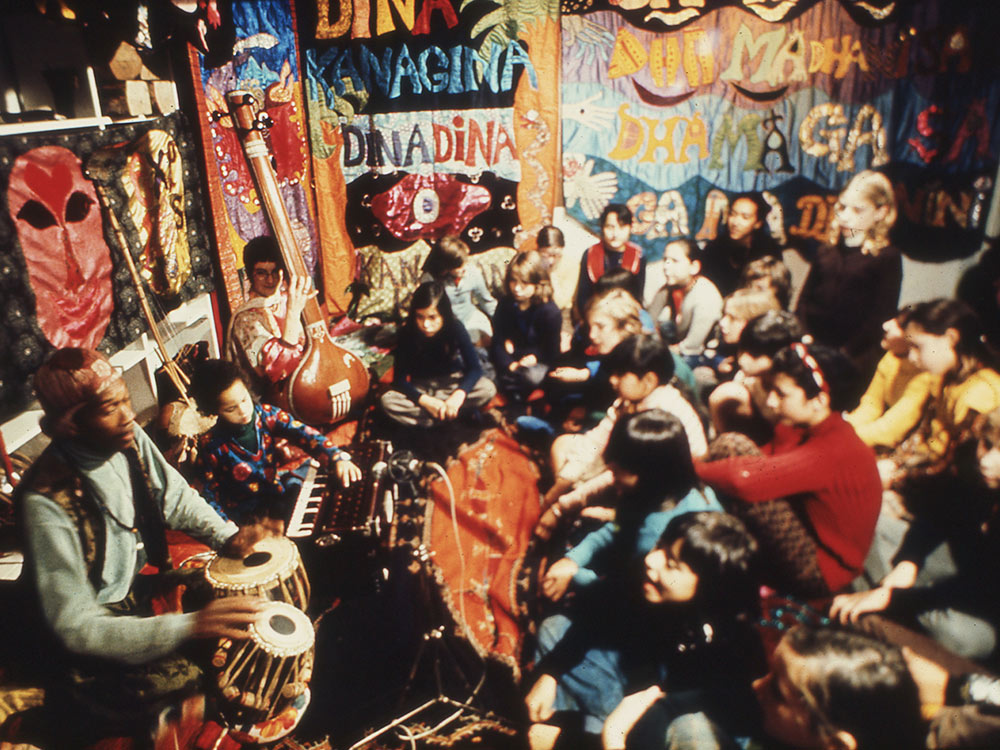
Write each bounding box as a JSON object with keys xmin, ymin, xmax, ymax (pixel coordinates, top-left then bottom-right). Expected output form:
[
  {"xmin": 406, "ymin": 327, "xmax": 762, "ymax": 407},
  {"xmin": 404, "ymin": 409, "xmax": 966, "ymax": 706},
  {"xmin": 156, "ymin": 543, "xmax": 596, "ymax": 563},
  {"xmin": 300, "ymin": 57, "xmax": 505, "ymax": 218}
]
[{"xmin": 424, "ymin": 429, "xmax": 542, "ymax": 678}]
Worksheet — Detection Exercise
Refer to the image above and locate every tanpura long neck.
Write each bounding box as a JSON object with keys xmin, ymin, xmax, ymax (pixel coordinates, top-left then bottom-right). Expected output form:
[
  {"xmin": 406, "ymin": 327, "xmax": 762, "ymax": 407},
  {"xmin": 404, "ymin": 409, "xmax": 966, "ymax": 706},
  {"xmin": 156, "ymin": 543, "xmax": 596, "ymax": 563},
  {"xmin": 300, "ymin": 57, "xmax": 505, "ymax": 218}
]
[{"xmin": 227, "ymin": 89, "xmax": 323, "ymax": 326}]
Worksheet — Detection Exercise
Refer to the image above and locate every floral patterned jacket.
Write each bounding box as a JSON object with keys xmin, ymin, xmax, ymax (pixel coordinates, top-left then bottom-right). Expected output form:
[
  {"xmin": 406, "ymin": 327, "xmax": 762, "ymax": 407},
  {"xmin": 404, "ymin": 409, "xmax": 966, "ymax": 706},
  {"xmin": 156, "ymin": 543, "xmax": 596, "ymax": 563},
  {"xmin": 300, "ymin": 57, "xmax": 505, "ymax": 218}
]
[{"xmin": 196, "ymin": 402, "xmax": 344, "ymax": 523}]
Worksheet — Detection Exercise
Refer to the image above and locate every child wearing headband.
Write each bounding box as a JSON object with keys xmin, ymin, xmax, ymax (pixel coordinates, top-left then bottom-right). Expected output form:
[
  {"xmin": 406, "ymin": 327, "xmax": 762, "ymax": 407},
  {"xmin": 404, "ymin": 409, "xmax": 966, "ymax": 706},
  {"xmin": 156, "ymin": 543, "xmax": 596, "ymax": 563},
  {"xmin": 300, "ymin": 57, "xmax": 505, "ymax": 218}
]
[{"xmin": 696, "ymin": 343, "xmax": 880, "ymax": 598}]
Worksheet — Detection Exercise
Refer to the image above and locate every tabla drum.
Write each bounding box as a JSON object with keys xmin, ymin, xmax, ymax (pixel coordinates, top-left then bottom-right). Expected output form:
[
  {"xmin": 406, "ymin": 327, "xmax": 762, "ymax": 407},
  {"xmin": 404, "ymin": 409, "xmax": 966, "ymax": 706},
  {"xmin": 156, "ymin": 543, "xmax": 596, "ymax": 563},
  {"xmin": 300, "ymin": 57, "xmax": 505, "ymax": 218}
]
[
  {"xmin": 211, "ymin": 601, "xmax": 315, "ymax": 725},
  {"xmin": 205, "ymin": 536, "xmax": 310, "ymax": 610}
]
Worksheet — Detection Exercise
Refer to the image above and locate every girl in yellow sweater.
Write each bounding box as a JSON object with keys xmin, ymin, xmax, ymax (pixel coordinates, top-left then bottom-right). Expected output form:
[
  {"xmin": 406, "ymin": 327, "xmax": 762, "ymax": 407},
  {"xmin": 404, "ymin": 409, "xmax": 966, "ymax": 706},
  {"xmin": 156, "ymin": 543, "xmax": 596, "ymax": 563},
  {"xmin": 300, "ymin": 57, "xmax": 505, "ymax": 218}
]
[
  {"xmin": 886, "ymin": 299, "xmax": 1000, "ymax": 492},
  {"xmin": 846, "ymin": 311, "xmax": 940, "ymax": 450}
]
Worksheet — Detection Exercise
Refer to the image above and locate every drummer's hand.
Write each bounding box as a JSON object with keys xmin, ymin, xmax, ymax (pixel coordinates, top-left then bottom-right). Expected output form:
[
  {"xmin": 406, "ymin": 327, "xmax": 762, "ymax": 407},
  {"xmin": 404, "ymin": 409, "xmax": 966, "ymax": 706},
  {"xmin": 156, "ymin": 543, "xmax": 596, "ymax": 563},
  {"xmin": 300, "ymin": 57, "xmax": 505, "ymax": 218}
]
[
  {"xmin": 335, "ymin": 457, "xmax": 363, "ymax": 487},
  {"xmin": 192, "ymin": 596, "xmax": 263, "ymax": 640},
  {"xmin": 221, "ymin": 521, "xmax": 281, "ymax": 558}
]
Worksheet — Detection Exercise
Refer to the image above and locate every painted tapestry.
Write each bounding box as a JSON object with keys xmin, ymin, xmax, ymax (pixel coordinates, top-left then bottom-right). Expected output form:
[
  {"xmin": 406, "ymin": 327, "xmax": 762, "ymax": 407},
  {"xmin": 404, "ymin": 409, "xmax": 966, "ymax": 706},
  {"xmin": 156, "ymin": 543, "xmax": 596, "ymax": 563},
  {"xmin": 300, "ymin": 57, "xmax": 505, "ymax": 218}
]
[
  {"xmin": 0, "ymin": 112, "xmax": 216, "ymax": 421},
  {"xmin": 188, "ymin": 0, "xmax": 327, "ymax": 312},
  {"xmin": 298, "ymin": 0, "xmax": 561, "ymax": 281},
  {"xmin": 561, "ymin": 0, "xmax": 1000, "ymax": 261}
]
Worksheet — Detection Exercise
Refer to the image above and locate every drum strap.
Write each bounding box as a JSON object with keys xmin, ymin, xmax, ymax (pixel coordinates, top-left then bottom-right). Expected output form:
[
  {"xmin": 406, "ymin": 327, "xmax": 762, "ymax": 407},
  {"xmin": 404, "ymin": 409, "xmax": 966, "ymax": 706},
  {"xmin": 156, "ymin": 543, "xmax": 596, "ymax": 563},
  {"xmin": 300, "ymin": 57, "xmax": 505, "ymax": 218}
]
[{"xmin": 124, "ymin": 446, "xmax": 172, "ymax": 572}]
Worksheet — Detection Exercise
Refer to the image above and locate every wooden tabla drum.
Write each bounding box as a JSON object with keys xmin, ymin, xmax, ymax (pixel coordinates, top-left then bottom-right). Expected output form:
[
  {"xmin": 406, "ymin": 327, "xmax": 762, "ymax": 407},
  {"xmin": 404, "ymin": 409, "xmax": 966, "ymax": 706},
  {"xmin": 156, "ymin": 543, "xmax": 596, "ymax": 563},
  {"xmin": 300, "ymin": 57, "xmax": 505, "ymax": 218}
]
[
  {"xmin": 205, "ymin": 536, "xmax": 310, "ymax": 609},
  {"xmin": 211, "ymin": 601, "xmax": 315, "ymax": 725}
]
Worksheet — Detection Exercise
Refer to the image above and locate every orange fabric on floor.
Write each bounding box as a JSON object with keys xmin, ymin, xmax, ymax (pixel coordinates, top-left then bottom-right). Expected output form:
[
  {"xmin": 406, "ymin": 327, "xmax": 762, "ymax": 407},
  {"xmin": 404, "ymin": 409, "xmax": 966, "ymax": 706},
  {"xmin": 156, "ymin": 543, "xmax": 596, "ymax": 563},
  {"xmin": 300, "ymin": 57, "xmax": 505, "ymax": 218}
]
[{"xmin": 425, "ymin": 429, "xmax": 542, "ymax": 678}]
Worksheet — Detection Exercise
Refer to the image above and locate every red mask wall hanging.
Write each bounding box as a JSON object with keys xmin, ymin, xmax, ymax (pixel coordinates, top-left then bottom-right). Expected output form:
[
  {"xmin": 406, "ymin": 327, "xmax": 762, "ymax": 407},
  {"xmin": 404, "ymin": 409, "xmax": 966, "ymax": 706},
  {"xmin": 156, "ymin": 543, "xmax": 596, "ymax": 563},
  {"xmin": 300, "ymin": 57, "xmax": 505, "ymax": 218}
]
[{"xmin": 8, "ymin": 146, "xmax": 114, "ymax": 350}]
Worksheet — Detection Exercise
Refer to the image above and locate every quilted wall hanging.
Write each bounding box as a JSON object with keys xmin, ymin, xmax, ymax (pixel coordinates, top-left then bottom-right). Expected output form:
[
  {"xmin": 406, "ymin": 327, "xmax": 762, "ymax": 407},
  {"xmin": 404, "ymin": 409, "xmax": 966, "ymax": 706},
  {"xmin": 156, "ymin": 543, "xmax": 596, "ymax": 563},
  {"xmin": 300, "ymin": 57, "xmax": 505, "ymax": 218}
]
[
  {"xmin": 297, "ymin": 0, "xmax": 561, "ymax": 274},
  {"xmin": 561, "ymin": 0, "xmax": 1000, "ymax": 263},
  {"xmin": 0, "ymin": 112, "xmax": 216, "ymax": 421}
]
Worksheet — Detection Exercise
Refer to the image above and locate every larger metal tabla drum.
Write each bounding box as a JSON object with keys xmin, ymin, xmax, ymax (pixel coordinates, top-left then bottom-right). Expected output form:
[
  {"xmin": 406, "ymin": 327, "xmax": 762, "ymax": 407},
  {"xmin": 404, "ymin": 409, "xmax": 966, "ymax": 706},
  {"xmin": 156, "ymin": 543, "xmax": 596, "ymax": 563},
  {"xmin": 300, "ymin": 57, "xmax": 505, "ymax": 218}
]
[
  {"xmin": 205, "ymin": 536, "xmax": 310, "ymax": 610},
  {"xmin": 211, "ymin": 601, "xmax": 315, "ymax": 725}
]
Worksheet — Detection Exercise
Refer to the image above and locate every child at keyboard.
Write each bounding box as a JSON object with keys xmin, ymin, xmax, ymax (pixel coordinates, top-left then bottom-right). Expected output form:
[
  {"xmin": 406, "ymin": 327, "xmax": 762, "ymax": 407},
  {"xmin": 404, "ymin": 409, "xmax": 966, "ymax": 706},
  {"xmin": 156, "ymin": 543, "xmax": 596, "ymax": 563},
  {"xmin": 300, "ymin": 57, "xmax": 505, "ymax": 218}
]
[{"xmin": 191, "ymin": 359, "xmax": 362, "ymax": 525}]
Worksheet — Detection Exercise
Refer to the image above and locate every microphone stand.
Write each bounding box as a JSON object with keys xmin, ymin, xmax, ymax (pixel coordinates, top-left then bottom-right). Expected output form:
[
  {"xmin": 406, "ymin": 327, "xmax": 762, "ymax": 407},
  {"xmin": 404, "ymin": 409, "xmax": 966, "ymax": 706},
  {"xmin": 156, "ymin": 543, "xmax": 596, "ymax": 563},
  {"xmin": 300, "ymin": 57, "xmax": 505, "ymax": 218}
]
[{"xmin": 347, "ymin": 454, "xmax": 499, "ymax": 749}]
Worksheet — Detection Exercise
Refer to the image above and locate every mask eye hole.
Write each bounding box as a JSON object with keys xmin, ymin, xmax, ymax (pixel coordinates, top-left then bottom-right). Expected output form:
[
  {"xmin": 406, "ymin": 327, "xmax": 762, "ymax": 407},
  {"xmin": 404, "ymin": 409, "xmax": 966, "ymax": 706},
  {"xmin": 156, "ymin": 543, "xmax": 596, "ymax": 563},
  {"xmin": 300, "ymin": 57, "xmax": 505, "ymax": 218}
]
[
  {"xmin": 16, "ymin": 200, "xmax": 57, "ymax": 230},
  {"xmin": 65, "ymin": 191, "xmax": 94, "ymax": 223}
]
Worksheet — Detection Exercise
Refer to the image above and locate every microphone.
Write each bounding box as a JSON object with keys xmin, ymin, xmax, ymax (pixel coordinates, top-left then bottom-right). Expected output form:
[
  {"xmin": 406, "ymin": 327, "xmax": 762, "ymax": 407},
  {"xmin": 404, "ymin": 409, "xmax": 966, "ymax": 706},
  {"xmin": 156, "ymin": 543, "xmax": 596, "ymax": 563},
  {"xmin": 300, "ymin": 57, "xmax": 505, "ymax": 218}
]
[
  {"xmin": 371, "ymin": 459, "xmax": 393, "ymax": 525},
  {"xmin": 387, "ymin": 450, "xmax": 425, "ymax": 482}
]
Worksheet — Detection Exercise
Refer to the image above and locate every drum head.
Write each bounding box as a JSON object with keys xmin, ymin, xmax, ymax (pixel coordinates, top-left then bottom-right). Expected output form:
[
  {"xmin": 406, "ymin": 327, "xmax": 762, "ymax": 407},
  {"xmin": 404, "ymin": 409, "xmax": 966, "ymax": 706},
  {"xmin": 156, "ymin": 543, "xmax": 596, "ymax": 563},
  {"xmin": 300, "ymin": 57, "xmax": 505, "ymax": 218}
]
[
  {"xmin": 207, "ymin": 536, "xmax": 297, "ymax": 586},
  {"xmin": 251, "ymin": 601, "xmax": 314, "ymax": 654}
]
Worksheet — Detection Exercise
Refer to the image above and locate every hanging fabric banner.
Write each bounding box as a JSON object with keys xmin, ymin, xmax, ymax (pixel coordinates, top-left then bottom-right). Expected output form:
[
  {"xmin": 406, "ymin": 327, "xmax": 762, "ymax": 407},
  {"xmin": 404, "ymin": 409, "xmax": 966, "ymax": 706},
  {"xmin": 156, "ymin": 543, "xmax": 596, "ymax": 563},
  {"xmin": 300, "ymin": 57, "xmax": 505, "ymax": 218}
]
[
  {"xmin": 297, "ymin": 0, "xmax": 560, "ymax": 271},
  {"xmin": 187, "ymin": 0, "xmax": 324, "ymax": 312},
  {"xmin": 561, "ymin": 0, "xmax": 1000, "ymax": 262}
]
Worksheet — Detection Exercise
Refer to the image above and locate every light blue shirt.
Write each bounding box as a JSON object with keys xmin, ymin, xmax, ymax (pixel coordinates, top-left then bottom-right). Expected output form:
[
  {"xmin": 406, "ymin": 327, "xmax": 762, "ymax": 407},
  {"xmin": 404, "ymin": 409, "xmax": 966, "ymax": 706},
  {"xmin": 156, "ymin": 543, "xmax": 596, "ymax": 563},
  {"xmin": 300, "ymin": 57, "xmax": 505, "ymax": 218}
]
[
  {"xmin": 566, "ymin": 485, "xmax": 722, "ymax": 588},
  {"xmin": 422, "ymin": 266, "xmax": 497, "ymax": 336},
  {"xmin": 22, "ymin": 425, "xmax": 237, "ymax": 664}
]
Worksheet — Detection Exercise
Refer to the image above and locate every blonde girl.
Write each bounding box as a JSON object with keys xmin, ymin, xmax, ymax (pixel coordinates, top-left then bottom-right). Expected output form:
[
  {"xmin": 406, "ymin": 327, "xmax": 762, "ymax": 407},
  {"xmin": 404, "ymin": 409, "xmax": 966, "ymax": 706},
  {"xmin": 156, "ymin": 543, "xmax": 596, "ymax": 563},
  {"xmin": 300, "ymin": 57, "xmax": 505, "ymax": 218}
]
[
  {"xmin": 795, "ymin": 170, "xmax": 902, "ymax": 379},
  {"xmin": 540, "ymin": 289, "xmax": 647, "ymax": 504},
  {"xmin": 826, "ymin": 170, "xmax": 897, "ymax": 255}
]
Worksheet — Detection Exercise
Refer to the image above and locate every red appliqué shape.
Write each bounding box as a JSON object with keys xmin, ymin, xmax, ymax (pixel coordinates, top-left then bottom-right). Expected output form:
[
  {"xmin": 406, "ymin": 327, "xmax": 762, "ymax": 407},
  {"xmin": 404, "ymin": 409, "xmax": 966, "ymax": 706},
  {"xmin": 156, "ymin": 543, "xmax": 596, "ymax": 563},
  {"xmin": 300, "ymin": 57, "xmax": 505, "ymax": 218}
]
[{"xmin": 370, "ymin": 173, "xmax": 490, "ymax": 242}]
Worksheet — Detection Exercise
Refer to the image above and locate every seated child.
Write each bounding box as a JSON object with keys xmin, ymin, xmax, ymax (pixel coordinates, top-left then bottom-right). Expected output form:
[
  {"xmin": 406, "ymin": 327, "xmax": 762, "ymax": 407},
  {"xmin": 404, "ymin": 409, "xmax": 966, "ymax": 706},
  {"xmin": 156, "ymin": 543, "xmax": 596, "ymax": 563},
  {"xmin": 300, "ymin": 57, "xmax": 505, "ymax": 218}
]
[
  {"xmin": 753, "ymin": 625, "xmax": 924, "ymax": 750},
  {"xmin": 695, "ymin": 286, "xmax": 780, "ymax": 387},
  {"xmin": 525, "ymin": 512, "xmax": 764, "ymax": 750},
  {"xmin": 648, "ymin": 239, "xmax": 724, "ymax": 367},
  {"xmin": 830, "ymin": 406, "xmax": 1000, "ymax": 662},
  {"xmin": 540, "ymin": 409, "xmax": 721, "ymax": 599},
  {"xmin": 697, "ymin": 343, "xmax": 880, "ymax": 599},
  {"xmin": 537, "ymin": 224, "xmax": 566, "ymax": 272},
  {"xmin": 536, "ymin": 225, "xmax": 574, "ymax": 345},
  {"xmin": 539, "ymin": 334, "xmax": 707, "ymax": 523},
  {"xmin": 797, "ymin": 171, "xmax": 904, "ymax": 381},
  {"xmin": 740, "ymin": 254, "xmax": 792, "ymax": 310},
  {"xmin": 542, "ymin": 287, "xmax": 645, "ymax": 426},
  {"xmin": 570, "ymin": 269, "xmax": 696, "ymax": 391},
  {"xmin": 700, "ymin": 192, "xmax": 780, "ymax": 297},
  {"xmin": 381, "ymin": 281, "xmax": 497, "ymax": 428},
  {"xmin": 882, "ymin": 299, "xmax": 1000, "ymax": 494},
  {"xmin": 518, "ymin": 286, "xmax": 657, "ymax": 449},
  {"xmin": 615, "ymin": 267, "xmax": 703, "ymax": 394},
  {"xmin": 565, "ymin": 270, "xmax": 645, "ymax": 354},
  {"xmin": 192, "ymin": 358, "xmax": 362, "ymax": 524},
  {"xmin": 491, "ymin": 250, "xmax": 562, "ymax": 402},
  {"xmin": 845, "ymin": 310, "xmax": 941, "ymax": 451},
  {"xmin": 575, "ymin": 204, "xmax": 646, "ymax": 320},
  {"xmin": 421, "ymin": 234, "xmax": 497, "ymax": 345},
  {"xmin": 708, "ymin": 310, "xmax": 804, "ymax": 442}
]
